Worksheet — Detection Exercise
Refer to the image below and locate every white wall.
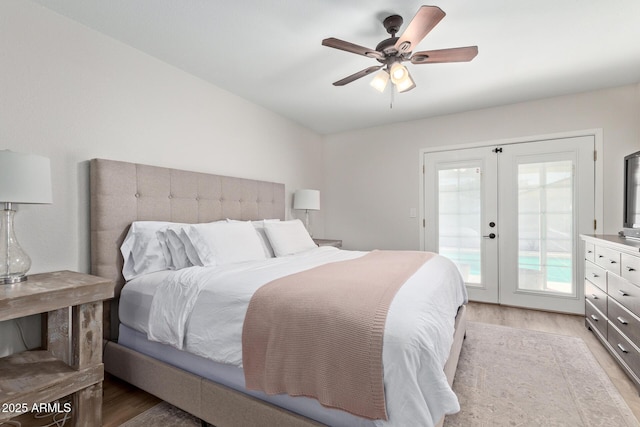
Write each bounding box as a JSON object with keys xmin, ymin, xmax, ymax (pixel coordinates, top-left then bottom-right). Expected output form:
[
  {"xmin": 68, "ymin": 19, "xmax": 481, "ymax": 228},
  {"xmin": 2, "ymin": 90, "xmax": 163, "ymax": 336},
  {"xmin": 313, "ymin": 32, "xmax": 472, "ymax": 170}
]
[
  {"xmin": 323, "ymin": 84, "xmax": 640, "ymax": 250},
  {"xmin": 0, "ymin": 0, "xmax": 324, "ymax": 356}
]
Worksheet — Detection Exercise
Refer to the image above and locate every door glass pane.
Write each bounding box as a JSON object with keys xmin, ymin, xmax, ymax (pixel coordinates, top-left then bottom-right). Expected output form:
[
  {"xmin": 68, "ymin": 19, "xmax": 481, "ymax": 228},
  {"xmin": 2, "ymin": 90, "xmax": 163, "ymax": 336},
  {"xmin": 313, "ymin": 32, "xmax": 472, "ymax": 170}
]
[
  {"xmin": 517, "ymin": 160, "xmax": 574, "ymax": 295},
  {"xmin": 438, "ymin": 165, "xmax": 482, "ymax": 286}
]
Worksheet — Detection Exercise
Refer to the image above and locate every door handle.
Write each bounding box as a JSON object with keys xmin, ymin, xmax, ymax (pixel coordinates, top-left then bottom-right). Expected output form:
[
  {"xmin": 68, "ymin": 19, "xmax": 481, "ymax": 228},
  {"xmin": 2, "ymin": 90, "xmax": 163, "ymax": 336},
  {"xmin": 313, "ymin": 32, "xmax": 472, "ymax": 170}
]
[{"xmin": 483, "ymin": 233, "xmax": 496, "ymax": 239}]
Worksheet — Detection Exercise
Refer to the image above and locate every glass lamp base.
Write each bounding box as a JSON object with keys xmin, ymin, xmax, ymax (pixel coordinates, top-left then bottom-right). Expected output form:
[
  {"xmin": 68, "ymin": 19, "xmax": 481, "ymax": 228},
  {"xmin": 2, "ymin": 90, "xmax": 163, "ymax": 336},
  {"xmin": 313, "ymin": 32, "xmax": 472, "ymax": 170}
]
[
  {"xmin": 1, "ymin": 274, "xmax": 27, "ymax": 285},
  {"xmin": 1, "ymin": 204, "xmax": 32, "ymax": 285}
]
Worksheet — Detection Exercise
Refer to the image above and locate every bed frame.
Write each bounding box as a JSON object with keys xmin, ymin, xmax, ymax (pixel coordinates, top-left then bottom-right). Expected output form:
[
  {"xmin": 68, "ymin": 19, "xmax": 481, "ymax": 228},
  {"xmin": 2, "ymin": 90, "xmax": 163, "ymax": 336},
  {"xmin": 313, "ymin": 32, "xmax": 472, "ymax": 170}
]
[{"xmin": 90, "ymin": 158, "xmax": 467, "ymax": 427}]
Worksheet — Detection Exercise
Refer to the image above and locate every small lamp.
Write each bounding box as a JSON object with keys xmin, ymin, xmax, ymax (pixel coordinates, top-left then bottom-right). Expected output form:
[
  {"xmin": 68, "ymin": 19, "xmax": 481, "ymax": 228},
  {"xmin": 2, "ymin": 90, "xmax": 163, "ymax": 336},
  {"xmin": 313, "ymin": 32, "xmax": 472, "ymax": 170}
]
[
  {"xmin": 293, "ymin": 189, "xmax": 320, "ymax": 236},
  {"xmin": 0, "ymin": 150, "xmax": 52, "ymax": 284}
]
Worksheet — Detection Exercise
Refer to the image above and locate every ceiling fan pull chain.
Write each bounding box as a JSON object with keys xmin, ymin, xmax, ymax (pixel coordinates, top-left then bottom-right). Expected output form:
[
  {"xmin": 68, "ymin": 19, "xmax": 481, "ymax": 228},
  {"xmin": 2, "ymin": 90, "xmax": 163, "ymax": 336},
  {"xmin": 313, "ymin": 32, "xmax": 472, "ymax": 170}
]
[{"xmin": 390, "ymin": 84, "xmax": 394, "ymax": 109}]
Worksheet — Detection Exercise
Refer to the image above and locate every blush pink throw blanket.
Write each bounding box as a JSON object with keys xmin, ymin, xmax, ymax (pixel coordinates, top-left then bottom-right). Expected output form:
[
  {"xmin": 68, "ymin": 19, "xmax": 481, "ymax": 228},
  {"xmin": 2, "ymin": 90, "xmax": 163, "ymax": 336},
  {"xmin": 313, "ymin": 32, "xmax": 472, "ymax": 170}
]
[{"xmin": 242, "ymin": 250, "xmax": 435, "ymax": 420}]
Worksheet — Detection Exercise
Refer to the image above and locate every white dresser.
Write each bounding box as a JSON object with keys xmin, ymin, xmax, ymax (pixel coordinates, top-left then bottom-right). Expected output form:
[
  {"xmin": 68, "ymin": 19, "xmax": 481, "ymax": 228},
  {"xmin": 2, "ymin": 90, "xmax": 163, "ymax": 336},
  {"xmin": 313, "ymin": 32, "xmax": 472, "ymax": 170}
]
[{"xmin": 582, "ymin": 234, "xmax": 640, "ymax": 390}]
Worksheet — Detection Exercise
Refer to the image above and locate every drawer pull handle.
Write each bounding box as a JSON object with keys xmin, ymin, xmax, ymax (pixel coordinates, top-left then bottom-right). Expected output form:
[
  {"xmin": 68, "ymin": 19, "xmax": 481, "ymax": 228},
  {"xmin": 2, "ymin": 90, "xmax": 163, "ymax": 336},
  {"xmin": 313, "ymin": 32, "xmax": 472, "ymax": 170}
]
[
  {"xmin": 592, "ymin": 273, "xmax": 599, "ymax": 278},
  {"xmin": 617, "ymin": 343, "xmax": 629, "ymax": 354},
  {"xmin": 591, "ymin": 294, "xmax": 598, "ymax": 299},
  {"xmin": 590, "ymin": 314, "xmax": 598, "ymax": 321},
  {"xmin": 627, "ymin": 267, "xmax": 636, "ymax": 272},
  {"xmin": 587, "ymin": 250, "xmax": 593, "ymax": 254},
  {"xmin": 598, "ymin": 255, "xmax": 604, "ymax": 258},
  {"xmin": 610, "ymin": 260, "xmax": 617, "ymax": 264},
  {"xmin": 618, "ymin": 290, "xmax": 629, "ymax": 297},
  {"xmin": 617, "ymin": 316, "xmax": 629, "ymax": 325}
]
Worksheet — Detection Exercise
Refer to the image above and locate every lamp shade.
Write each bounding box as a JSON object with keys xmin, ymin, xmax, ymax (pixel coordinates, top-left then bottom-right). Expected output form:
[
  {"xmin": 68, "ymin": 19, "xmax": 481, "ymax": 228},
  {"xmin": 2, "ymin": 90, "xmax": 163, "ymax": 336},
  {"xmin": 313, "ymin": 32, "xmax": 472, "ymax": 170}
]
[
  {"xmin": 293, "ymin": 189, "xmax": 320, "ymax": 211},
  {"xmin": 390, "ymin": 62, "xmax": 408, "ymax": 84},
  {"xmin": 370, "ymin": 70, "xmax": 389, "ymax": 93},
  {"xmin": 395, "ymin": 69, "xmax": 416, "ymax": 93},
  {"xmin": 0, "ymin": 150, "xmax": 52, "ymax": 204}
]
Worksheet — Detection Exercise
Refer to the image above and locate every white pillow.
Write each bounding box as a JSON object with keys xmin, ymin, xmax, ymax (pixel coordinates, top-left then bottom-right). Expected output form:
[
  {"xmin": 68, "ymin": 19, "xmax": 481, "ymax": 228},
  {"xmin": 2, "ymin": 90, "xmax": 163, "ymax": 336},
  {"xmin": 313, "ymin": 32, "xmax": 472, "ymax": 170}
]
[
  {"xmin": 120, "ymin": 221, "xmax": 173, "ymax": 281},
  {"xmin": 227, "ymin": 219, "xmax": 280, "ymax": 258},
  {"xmin": 164, "ymin": 226, "xmax": 192, "ymax": 270},
  {"xmin": 264, "ymin": 219, "xmax": 317, "ymax": 257},
  {"xmin": 155, "ymin": 228, "xmax": 174, "ymax": 268},
  {"xmin": 179, "ymin": 228, "xmax": 203, "ymax": 266},
  {"xmin": 252, "ymin": 219, "xmax": 280, "ymax": 258},
  {"xmin": 184, "ymin": 221, "xmax": 267, "ymax": 266}
]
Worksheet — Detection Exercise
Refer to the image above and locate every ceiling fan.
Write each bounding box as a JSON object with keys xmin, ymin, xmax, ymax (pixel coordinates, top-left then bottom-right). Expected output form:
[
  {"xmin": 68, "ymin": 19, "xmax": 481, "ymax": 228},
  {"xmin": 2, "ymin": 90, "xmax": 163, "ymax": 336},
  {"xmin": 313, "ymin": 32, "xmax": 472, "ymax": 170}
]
[{"xmin": 322, "ymin": 5, "xmax": 478, "ymax": 94}]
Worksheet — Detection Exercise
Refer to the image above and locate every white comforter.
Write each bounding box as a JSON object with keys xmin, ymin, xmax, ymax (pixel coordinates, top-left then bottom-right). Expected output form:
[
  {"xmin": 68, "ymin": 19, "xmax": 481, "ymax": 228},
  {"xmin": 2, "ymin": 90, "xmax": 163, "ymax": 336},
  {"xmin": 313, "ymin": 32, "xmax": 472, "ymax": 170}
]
[{"xmin": 146, "ymin": 247, "xmax": 467, "ymax": 427}]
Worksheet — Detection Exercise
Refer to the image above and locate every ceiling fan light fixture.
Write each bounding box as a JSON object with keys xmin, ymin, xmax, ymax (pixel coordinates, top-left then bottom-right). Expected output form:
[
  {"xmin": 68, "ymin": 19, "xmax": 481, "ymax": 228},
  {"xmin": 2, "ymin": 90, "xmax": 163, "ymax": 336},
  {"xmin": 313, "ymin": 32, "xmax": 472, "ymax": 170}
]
[
  {"xmin": 390, "ymin": 62, "xmax": 408, "ymax": 84},
  {"xmin": 395, "ymin": 70, "xmax": 416, "ymax": 93},
  {"xmin": 370, "ymin": 70, "xmax": 389, "ymax": 92}
]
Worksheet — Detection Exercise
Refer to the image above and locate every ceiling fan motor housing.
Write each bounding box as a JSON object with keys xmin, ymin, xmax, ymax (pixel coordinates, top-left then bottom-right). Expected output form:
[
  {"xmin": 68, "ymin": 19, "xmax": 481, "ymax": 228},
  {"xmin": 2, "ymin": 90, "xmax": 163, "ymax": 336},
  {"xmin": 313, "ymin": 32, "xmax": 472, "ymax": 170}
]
[
  {"xmin": 376, "ymin": 14, "xmax": 414, "ymax": 62},
  {"xmin": 375, "ymin": 37, "xmax": 400, "ymax": 57},
  {"xmin": 383, "ymin": 15, "xmax": 403, "ymax": 35}
]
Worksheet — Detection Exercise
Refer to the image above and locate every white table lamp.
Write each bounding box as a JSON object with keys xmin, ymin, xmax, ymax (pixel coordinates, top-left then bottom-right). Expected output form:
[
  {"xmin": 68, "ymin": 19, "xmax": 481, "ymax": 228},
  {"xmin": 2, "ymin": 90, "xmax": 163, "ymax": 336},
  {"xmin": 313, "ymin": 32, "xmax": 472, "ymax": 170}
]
[
  {"xmin": 293, "ymin": 189, "xmax": 320, "ymax": 236},
  {"xmin": 0, "ymin": 150, "xmax": 52, "ymax": 284}
]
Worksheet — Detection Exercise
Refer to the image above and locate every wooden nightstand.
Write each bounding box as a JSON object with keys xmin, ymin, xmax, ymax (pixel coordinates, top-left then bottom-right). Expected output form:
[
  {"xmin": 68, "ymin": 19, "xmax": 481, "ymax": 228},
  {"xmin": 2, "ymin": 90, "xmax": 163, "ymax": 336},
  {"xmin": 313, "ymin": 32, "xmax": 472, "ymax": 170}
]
[
  {"xmin": 313, "ymin": 238, "xmax": 343, "ymax": 248},
  {"xmin": 0, "ymin": 270, "xmax": 114, "ymax": 425}
]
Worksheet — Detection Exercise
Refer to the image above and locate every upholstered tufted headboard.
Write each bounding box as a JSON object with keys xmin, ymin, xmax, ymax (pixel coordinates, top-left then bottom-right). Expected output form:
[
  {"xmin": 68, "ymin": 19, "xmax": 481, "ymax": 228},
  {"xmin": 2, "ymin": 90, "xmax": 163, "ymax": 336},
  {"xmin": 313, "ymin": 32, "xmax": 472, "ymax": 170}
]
[{"xmin": 90, "ymin": 158, "xmax": 285, "ymax": 339}]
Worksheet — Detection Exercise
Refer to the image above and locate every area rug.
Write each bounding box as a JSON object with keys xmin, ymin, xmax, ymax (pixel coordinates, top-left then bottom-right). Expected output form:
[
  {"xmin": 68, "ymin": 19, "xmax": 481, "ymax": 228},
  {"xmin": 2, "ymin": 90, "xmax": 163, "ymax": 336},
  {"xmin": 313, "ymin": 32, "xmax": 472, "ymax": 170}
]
[
  {"xmin": 118, "ymin": 401, "xmax": 200, "ymax": 426},
  {"xmin": 444, "ymin": 322, "xmax": 640, "ymax": 427},
  {"xmin": 119, "ymin": 322, "xmax": 640, "ymax": 426}
]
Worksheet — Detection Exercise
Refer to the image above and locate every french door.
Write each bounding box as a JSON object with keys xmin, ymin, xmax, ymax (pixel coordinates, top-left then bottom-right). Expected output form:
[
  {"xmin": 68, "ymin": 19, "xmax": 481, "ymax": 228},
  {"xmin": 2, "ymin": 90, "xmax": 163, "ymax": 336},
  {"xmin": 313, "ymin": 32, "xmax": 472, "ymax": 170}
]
[
  {"xmin": 424, "ymin": 136, "xmax": 595, "ymax": 314},
  {"xmin": 424, "ymin": 147, "xmax": 499, "ymax": 303}
]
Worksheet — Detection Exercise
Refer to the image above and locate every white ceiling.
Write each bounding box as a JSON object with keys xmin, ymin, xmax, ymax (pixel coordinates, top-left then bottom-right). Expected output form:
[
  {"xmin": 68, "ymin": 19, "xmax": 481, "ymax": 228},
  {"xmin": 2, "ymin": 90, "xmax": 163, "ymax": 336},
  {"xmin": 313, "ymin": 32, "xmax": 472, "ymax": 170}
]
[{"xmin": 31, "ymin": 0, "xmax": 640, "ymax": 135}]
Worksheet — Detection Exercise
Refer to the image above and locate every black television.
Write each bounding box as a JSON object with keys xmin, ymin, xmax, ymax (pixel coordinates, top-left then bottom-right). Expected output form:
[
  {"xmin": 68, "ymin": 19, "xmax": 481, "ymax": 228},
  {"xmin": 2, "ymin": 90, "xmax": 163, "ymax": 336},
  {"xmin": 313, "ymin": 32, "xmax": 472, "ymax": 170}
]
[{"xmin": 623, "ymin": 150, "xmax": 640, "ymax": 239}]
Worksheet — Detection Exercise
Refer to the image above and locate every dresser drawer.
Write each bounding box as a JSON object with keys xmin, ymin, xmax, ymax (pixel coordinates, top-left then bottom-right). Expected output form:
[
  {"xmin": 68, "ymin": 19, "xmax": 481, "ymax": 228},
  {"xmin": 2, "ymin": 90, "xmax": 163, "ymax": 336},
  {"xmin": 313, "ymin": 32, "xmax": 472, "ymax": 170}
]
[
  {"xmin": 621, "ymin": 253, "xmax": 640, "ymax": 286},
  {"xmin": 609, "ymin": 273, "xmax": 640, "ymax": 315},
  {"xmin": 585, "ymin": 260, "xmax": 607, "ymax": 292},
  {"xmin": 608, "ymin": 298, "xmax": 640, "ymax": 348},
  {"xmin": 608, "ymin": 322, "xmax": 640, "ymax": 377},
  {"xmin": 585, "ymin": 300, "xmax": 607, "ymax": 339},
  {"xmin": 585, "ymin": 280, "xmax": 607, "ymax": 315},
  {"xmin": 595, "ymin": 245, "xmax": 621, "ymax": 275},
  {"xmin": 584, "ymin": 241, "xmax": 596, "ymax": 263}
]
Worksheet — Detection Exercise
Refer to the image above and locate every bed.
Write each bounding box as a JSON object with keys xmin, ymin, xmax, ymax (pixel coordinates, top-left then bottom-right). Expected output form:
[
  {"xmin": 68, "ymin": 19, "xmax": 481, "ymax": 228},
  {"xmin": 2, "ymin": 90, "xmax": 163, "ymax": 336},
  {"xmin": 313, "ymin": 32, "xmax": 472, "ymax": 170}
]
[{"xmin": 91, "ymin": 158, "xmax": 468, "ymax": 427}]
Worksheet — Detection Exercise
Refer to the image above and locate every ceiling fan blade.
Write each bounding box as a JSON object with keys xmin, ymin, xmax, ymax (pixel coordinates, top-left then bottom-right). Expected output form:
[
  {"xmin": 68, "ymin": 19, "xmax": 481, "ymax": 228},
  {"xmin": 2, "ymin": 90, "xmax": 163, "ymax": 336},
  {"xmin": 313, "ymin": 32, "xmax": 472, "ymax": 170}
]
[
  {"xmin": 322, "ymin": 38, "xmax": 384, "ymax": 60},
  {"xmin": 332, "ymin": 65, "xmax": 383, "ymax": 86},
  {"xmin": 410, "ymin": 46, "xmax": 479, "ymax": 64},
  {"xmin": 394, "ymin": 6, "xmax": 446, "ymax": 54}
]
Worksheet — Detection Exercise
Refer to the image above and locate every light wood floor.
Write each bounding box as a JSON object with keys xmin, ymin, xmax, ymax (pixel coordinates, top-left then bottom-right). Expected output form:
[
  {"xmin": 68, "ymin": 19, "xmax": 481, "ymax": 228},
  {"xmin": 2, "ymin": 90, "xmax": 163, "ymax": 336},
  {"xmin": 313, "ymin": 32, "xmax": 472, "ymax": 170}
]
[
  {"xmin": 102, "ymin": 374, "xmax": 161, "ymax": 427},
  {"xmin": 16, "ymin": 301, "xmax": 640, "ymax": 426}
]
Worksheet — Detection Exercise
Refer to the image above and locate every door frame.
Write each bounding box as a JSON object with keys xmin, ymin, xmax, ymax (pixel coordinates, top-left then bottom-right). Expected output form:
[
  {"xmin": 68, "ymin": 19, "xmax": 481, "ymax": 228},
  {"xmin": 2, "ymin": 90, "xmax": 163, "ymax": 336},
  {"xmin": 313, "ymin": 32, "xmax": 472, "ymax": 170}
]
[{"xmin": 419, "ymin": 129, "xmax": 604, "ymax": 252}]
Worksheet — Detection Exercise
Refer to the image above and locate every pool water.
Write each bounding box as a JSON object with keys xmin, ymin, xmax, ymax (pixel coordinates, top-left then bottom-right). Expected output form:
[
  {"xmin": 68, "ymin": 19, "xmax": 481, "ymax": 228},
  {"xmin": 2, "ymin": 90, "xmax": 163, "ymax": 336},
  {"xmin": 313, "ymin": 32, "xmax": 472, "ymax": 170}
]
[{"xmin": 441, "ymin": 251, "xmax": 572, "ymax": 284}]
